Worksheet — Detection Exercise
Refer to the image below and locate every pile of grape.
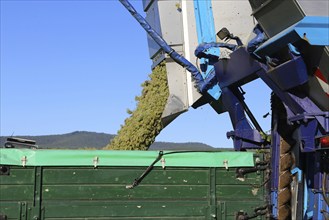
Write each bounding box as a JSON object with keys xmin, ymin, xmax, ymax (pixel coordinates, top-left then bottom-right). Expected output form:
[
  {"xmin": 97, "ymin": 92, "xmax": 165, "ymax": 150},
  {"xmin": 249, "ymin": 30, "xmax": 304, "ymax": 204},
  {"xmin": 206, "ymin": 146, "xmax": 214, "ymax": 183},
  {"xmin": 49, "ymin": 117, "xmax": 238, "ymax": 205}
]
[{"xmin": 105, "ymin": 62, "xmax": 168, "ymax": 150}]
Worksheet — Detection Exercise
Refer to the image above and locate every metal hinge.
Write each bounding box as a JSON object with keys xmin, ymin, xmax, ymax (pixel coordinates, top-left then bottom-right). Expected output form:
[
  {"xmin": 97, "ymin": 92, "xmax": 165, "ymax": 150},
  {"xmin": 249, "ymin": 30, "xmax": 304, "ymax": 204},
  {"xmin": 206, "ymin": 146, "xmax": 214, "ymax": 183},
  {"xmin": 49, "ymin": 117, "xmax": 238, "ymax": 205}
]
[
  {"xmin": 21, "ymin": 156, "xmax": 27, "ymax": 167},
  {"xmin": 223, "ymin": 160, "xmax": 228, "ymax": 170},
  {"xmin": 93, "ymin": 156, "xmax": 99, "ymax": 168}
]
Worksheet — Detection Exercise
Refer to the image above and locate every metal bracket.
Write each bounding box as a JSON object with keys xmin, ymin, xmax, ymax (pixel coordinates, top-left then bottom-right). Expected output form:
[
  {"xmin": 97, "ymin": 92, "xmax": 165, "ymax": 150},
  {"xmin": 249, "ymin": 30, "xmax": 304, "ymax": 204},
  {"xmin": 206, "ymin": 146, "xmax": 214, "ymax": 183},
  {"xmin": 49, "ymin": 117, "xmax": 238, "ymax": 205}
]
[
  {"xmin": 161, "ymin": 157, "xmax": 166, "ymax": 169},
  {"xmin": 21, "ymin": 156, "xmax": 27, "ymax": 167},
  {"xmin": 223, "ymin": 160, "xmax": 229, "ymax": 170},
  {"xmin": 93, "ymin": 156, "xmax": 99, "ymax": 168},
  {"xmin": 236, "ymin": 165, "xmax": 267, "ymax": 179},
  {"xmin": 291, "ymin": 167, "xmax": 302, "ymax": 183}
]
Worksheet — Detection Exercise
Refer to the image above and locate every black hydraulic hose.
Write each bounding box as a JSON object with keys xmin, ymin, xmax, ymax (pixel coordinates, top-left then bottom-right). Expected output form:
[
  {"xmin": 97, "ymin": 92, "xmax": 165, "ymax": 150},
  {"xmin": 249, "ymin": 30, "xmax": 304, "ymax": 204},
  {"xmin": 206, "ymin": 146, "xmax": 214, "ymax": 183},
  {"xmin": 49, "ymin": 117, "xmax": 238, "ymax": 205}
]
[
  {"xmin": 232, "ymin": 87, "xmax": 265, "ymax": 136},
  {"xmin": 119, "ymin": 0, "xmax": 208, "ymax": 93},
  {"xmin": 126, "ymin": 150, "xmax": 223, "ymax": 189},
  {"xmin": 126, "ymin": 151, "xmax": 164, "ymax": 189}
]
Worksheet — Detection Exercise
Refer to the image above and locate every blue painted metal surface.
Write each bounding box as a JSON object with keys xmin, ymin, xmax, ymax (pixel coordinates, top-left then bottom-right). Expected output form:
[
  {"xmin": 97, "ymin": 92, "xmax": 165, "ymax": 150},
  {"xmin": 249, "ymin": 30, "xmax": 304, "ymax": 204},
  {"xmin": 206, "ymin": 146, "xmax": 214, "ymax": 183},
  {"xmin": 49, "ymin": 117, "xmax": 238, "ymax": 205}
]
[
  {"xmin": 291, "ymin": 168, "xmax": 302, "ymax": 183},
  {"xmin": 220, "ymin": 87, "xmax": 268, "ymax": 150},
  {"xmin": 304, "ymin": 178, "xmax": 312, "ymax": 219},
  {"xmin": 294, "ymin": 16, "xmax": 329, "ymax": 46},
  {"xmin": 214, "ymin": 47, "xmax": 263, "ymax": 88},
  {"xmin": 193, "ymin": 0, "xmax": 221, "ymax": 100},
  {"xmin": 254, "ymin": 16, "xmax": 329, "ymax": 58},
  {"xmin": 265, "ymin": 55, "xmax": 308, "ymax": 91},
  {"xmin": 303, "ymin": 153, "xmax": 329, "ymax": 220},
  {"xmin": 270, "ymin": 132, "xmax": 280, "ymax": 219}
]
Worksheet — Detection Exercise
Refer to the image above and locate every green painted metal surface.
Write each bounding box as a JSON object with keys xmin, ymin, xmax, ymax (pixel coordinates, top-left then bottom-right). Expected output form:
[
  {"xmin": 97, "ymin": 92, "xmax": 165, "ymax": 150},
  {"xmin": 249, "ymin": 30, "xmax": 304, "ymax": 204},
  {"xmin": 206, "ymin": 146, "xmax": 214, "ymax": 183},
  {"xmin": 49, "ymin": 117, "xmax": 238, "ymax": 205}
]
[
  {"xmin": 0, "ymin": 150, "xmax": 267, "ymax": 219},
  {"xmin": 0, "ymin": 149, "xmax": 254, "ymax": 167}
]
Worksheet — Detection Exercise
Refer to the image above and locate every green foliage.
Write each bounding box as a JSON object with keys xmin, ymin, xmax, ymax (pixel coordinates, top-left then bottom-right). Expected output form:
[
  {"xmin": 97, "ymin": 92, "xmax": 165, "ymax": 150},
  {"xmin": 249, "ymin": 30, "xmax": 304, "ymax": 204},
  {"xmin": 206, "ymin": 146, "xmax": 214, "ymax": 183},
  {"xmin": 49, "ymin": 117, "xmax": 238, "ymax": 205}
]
[{"xmin": 105, "ymin": 62, "xmax": 169, "ymax": 150}]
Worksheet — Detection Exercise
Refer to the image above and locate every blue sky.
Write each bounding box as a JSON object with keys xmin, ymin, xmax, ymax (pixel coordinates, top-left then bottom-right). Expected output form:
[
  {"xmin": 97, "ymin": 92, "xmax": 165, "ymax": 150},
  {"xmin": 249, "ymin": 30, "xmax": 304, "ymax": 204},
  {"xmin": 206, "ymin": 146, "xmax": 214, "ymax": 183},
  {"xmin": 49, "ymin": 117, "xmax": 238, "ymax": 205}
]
[{"xmin": 0, "ymin": 0, "xmax": 271, "ymax": 148}]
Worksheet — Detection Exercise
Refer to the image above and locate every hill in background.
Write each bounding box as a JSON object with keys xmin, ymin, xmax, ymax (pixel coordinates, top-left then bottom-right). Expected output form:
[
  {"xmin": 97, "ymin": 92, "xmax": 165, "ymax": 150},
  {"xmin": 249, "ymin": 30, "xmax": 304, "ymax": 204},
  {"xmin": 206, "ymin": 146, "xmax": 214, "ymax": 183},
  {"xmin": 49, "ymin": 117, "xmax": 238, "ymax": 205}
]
[{"xmin": 0, "ymin": 131, "xmax": 216, "ymax": 151}]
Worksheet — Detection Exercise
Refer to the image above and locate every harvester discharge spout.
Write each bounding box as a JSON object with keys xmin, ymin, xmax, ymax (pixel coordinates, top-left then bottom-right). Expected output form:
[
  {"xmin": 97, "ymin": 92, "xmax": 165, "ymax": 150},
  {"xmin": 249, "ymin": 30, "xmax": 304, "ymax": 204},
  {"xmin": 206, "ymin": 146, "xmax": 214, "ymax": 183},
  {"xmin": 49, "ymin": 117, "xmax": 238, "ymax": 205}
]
[
  {"xmin": 119, "ymin": 0, "xmax": 210, "ymax": 94},
  {"xmin": 119, "ymin": 0, "xmax": 219, "ymax": 127},
  {"xmin": 119, "ymin": 0, "xmax": 215, "ymax": 93}
]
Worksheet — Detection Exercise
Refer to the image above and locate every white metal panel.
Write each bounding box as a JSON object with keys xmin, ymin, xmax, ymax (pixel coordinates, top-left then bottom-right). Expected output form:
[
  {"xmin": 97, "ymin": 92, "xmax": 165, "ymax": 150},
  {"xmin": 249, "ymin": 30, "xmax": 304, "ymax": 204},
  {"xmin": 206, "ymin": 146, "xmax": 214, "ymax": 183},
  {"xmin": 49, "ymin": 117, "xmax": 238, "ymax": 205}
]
[
  {"xmin": 145, "ymin": 2, "xmax": 162, "ymax": 59},
  {"xmin": 297, "ymin": 0, "xmax": 329, "ymax": 16},
  {"xmin": 181, "ymin": 0, "xmax": 203, "ymax": 106},
  {"xmin": 212, "ymin": 1, "xmax": 255, "ymax": 44}
]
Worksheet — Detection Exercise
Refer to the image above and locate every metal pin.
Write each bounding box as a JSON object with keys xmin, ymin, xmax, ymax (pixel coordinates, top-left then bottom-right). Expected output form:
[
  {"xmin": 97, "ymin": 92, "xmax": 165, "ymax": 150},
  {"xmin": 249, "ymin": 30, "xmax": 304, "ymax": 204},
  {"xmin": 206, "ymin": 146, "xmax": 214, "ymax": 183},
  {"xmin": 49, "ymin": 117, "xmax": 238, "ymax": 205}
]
[
  {"xmin": 223, "ymin": 160, "xmax": 228, "ymax": 170},
  {"xmin": 21, "ymin": 156, "xmax": 27, "ymax": 167},
  {"xmin": 161, "ymin": 158, "xmax": 166, "ymax": 169},
  {"xmin": 93, "ymin": 156, "xmax": 99, "ymax": 168}
]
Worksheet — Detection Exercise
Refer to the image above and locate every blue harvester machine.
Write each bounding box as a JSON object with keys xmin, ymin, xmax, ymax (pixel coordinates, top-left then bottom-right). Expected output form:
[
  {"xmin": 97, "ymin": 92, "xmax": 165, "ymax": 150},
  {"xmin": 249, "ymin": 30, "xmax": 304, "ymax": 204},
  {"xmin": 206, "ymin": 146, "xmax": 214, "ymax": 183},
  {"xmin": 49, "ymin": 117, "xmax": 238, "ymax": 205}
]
[{"xmin": 120, "ymin": 0, "xmax": 329, "ymax": 219}]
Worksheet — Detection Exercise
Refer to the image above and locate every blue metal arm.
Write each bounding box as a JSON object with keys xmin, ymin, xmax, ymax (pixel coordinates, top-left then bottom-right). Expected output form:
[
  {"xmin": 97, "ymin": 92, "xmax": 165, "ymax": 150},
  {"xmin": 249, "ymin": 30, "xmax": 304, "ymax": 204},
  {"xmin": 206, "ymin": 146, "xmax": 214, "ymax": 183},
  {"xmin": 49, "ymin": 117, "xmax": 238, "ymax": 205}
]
[{"xmin": 194, "ymin": 42, "xmax": 237, "ymax": 60}]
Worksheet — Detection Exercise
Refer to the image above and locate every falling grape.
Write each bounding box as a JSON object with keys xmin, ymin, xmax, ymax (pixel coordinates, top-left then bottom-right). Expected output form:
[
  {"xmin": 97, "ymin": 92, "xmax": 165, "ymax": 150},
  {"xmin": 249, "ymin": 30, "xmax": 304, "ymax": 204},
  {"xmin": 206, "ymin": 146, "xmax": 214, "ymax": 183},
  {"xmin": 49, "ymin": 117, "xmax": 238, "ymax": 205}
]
[{"xmin": 104, "ymin": 62, "xmax": 168, "ymax": 150}]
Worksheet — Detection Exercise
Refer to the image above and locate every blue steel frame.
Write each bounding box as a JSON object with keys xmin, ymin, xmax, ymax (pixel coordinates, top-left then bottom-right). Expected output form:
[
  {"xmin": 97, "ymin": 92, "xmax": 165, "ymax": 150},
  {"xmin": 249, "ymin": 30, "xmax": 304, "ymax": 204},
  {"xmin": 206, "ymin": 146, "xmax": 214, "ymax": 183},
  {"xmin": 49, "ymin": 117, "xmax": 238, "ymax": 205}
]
[
  {"xmin": 212, "ymin": 15, "xmax": 329, "ymax": 219},
  {"xmin": 193, "ymin": 0, "xmax": 221, "ymax": 100},
  {"xmin": 253, "ymin": 16, "xmax": 329, "ymax": 153},
  {"xmin": 212, "ymin": 47, "xmax": 270, "ymax": 150},
  {"xmin": 270, "ymin": 131, "xmax": 280, "ymax": 217},
  {"xmin": 252, "ymin": 16, "xmax": 329, "ymax": 219},
  {"xmin": 193, "ymin": 0, "xmax": 222, "ymax": 100}
]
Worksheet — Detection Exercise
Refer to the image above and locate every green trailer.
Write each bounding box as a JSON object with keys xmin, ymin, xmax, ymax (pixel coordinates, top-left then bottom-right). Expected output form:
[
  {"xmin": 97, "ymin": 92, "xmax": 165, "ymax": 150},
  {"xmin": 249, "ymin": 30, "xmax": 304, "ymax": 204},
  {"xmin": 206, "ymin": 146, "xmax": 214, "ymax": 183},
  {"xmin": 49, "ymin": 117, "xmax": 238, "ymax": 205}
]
[{"xmin": 0, "ymin": 149, "xmax": 269, "ymax": 220}]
